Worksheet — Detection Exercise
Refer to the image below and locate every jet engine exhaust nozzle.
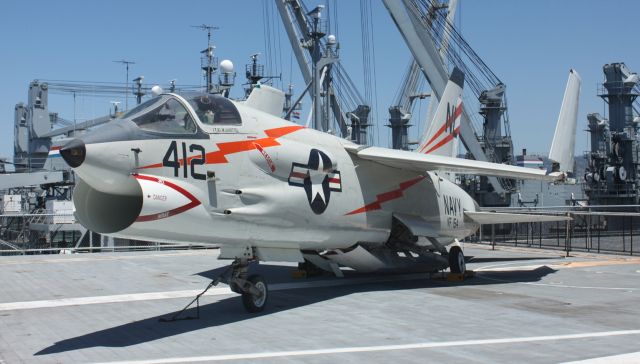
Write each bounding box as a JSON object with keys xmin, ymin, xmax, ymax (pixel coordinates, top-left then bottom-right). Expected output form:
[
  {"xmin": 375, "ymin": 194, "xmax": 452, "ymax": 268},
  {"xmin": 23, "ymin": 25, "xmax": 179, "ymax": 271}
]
[{"xmin": 60, "ymin": 139, "xmax": 86, "ymax": 168}]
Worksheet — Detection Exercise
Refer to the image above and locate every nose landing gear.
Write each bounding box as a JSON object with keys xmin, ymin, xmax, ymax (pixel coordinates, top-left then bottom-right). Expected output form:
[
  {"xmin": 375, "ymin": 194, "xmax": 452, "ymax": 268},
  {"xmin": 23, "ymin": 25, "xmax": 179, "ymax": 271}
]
[
  {"xmin": 227, "ymin": 259, "xmax": 268, "ymax": 313},
  {"xmin": 160, "ymin": 258, "xmax": 268, "ymax": 322}
]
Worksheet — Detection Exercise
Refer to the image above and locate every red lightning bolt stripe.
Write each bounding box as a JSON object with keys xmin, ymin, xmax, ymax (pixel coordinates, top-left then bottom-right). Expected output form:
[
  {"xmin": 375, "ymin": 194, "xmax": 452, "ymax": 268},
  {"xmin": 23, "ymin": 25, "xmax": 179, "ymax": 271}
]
[
  {"xmin": 138, "ymin": 125, "xmax": 304, "ymax": 170},
  {"xmin": 345, "ymin": 175, "xmax": 426, "ymax": 216},
  {"xmin": 422, "ymin": 125, "xmax": 461, "ymax": 154},
  {"xmin": 418, "ymin": 103, "xmax": 463, "ymax": 154}
]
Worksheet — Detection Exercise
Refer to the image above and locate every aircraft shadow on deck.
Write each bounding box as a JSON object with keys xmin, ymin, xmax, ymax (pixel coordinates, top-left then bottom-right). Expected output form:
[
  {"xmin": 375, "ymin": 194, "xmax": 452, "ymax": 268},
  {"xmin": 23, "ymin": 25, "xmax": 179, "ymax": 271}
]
[
  {"xmin": 467, "ymin": 256, "xmax": 559, "ymax": 263},
  {"xmin": 35, "ymin": 262, "xmax": 557, "ymax": 356}
]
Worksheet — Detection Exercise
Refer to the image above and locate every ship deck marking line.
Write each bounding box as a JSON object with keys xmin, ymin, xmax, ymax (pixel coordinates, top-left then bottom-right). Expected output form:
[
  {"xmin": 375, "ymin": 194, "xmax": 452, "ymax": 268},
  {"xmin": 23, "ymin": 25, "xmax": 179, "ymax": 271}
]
[
  {"xmin": 91, "ymin": 330, "xmax": 640, "ymax": 364},
  {"xmin": 0, "ymin": 273, "xmax": 432, "ymax": 312},
  {"xmin": 0, "ymin": 251, "xmax": 217, "ymax": 265},
  {"xmin": 476, "ymin": 258, "xmax": 640, "ymax": 272}
]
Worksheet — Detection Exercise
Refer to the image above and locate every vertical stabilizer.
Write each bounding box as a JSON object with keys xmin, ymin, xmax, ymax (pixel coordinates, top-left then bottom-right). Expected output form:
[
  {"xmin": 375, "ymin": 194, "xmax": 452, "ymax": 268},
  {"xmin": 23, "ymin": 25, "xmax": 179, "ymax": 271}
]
[
  {"xmin": 416, "ymin": 67, "xmax": 464, "ymax": 157},
  {"xmin": 549, "ymin": 69, "xmax": 581, "ymax": 173}
]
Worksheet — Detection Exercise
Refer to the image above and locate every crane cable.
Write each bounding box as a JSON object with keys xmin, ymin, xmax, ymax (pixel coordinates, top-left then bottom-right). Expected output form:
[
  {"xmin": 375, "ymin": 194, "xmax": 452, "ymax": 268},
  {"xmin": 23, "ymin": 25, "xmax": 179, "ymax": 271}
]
[{"xmin": 359, "ymin": 0, "xmax": 379, "ymax": 145}]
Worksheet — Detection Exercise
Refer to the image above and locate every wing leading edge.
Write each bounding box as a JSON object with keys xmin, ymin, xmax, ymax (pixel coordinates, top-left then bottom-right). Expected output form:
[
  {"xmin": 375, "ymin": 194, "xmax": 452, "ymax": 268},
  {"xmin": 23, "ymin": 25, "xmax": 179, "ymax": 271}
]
[{"xmin": 344, "ymin": 144, "xmax": 563, "ymax": 182}]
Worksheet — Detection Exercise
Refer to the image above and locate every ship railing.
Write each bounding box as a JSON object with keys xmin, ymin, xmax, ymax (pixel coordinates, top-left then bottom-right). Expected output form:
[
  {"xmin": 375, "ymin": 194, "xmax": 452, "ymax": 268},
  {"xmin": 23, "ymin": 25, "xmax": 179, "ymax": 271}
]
[
  {"xmin": 469, "ymin": 209, "xmax": 640, "ymax": 256},
  {"xmin": 0, "ymin": 211, "xmax": 220, "ymax": 255},
  {"xmin": 584, "ymin": 183, "xmax": 639, "ymax": 196},
  {"xmin": 597, "ymin": 81, "xmax": 640, "ymax": 96}
]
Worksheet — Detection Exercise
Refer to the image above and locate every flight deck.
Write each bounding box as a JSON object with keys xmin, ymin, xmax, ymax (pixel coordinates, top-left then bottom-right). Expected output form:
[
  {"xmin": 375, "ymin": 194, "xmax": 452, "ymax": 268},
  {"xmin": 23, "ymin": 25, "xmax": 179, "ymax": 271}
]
[{"xmin": 1, "ymin": 244, "xmax": 640, "ymax": 363}]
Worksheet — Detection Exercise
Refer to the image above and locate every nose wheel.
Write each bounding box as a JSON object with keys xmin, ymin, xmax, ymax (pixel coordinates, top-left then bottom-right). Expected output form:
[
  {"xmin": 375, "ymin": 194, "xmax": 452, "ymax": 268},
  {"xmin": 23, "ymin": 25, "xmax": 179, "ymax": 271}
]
[
  {"xmin": 241, "ymin": 274, "xmax": 268, "ymax": 313},
  {"xmin": 448, "ymin": 246, "xmax": 466, "ymax": 274},
  {"xmin": 226, "ymin": 259, "xmax": 268, "ymax": 313}
]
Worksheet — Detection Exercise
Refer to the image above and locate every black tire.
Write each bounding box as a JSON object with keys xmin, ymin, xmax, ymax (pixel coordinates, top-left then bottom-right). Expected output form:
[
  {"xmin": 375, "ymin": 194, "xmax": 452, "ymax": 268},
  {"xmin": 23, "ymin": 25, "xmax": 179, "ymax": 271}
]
[
  {"xmin": 241, "ymin": 274, "xmax": 268, "ymax": 313},
  {"xmin": 448, "ymin": 246, "xmax": 466, "ymax": 274}
]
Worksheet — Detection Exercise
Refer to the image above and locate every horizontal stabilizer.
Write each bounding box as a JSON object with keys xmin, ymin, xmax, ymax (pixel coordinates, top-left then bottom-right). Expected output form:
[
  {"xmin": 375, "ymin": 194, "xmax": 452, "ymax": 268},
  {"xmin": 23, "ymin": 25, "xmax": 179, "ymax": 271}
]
[
  {"xmin": 464, "ymin": 211, "xmax": 571, "ymax": 225},
  {"xmin": 243, "ymin": 85, "xmax": 285, "ymax": 117}
]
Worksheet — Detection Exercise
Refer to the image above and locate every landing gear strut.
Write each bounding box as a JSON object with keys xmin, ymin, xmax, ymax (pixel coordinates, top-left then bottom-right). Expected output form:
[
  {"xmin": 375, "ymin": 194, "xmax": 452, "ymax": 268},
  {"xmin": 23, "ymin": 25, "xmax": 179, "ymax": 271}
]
[{"xmin": 227, "ymin": 259, "xmax": 269, "ymax": 313}]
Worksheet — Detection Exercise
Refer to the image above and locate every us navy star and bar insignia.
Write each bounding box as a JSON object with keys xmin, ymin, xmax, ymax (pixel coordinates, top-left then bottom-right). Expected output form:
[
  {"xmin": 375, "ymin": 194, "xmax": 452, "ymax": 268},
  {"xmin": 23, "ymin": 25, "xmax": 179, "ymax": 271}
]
[{"xmin": 288, "ymin": 148, "xmax": 342, "ymax": 214}]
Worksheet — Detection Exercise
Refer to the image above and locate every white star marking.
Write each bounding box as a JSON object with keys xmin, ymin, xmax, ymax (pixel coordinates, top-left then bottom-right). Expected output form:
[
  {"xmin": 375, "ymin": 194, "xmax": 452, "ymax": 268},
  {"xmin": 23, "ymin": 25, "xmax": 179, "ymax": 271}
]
[{"xmin": 309, "ymin": 154, "xmax": 327, "ymax": 203}]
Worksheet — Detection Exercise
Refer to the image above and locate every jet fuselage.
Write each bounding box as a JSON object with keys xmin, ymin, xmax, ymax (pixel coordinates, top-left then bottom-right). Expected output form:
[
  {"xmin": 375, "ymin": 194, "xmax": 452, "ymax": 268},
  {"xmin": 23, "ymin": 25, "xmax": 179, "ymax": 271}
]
[{"xmin": 64, "ymin": 93, "xmax": 478, "ymax": 253}]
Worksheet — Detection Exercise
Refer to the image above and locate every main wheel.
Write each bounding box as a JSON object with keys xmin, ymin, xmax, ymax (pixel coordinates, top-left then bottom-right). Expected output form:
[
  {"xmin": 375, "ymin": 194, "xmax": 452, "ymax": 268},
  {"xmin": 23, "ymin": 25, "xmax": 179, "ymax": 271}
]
[
  {"xmin": 241, "ymin": 274, "xmax": 268, "ymax": 313},
  {"xmin": 448, "ymin": 246, "xmax": 466, "ymax": 274}
]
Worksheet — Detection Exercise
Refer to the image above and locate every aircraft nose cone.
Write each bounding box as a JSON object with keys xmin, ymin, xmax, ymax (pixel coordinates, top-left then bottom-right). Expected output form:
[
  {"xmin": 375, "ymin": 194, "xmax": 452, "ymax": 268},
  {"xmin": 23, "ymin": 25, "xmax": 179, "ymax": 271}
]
[{"xmin": 60, "ymin": 139, "xmax": 86, "ymax": 168}]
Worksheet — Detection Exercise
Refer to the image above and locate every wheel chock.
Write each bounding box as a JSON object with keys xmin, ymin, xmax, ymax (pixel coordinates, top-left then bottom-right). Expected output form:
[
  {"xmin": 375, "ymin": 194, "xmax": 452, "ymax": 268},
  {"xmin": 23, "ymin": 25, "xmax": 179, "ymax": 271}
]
[
  {"xmin": 447, "ymin": 273, "xmax": 464, "ymax": 281},
  {"xmin": 291, "ymin": 270, "xmax": 307, "ymax": 279},
  {"xmin": 447, "ymin": 270, "xmax": 475, "ymax": 282}
]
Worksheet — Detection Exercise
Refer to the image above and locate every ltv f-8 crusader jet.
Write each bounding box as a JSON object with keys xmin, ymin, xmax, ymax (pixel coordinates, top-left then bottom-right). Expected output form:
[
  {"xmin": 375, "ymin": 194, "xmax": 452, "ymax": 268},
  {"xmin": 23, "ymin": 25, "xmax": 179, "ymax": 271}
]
[{"xmin": 59, "ymin": 67, "xmax": 580, "ymax": 312}]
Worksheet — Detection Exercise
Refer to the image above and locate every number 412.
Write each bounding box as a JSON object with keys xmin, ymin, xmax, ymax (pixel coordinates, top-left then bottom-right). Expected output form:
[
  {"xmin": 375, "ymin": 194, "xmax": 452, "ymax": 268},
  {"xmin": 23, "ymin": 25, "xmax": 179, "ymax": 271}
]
[{"xmin": 162, "ymin": 141, "xmax": 206, "ymax": 180}]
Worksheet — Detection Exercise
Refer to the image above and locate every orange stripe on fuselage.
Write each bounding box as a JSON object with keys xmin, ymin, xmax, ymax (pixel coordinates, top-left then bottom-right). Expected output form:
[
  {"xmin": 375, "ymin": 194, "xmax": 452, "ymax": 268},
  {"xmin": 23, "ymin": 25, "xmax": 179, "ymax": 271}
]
[{"xmin": 138, "ymin": 125, "xmax": 304, "ymax": 170}]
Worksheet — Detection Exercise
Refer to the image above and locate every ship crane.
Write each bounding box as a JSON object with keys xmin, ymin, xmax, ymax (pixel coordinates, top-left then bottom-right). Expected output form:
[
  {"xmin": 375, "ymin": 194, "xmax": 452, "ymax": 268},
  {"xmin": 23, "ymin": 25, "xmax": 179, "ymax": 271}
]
[
  {"xmin": 388, "ymin": 60, "xmax": 430, "ymax": 150},
  {"xmin": 388, "ymin": 0, "xmax": 458, "ymax": 151},
  {"xmin": 275, "ymin": 0, "xmax": 373, "ymax": 145},
  {"xmin": 384, "ymin": 0, "xmax": 516, "ymax": 207}
]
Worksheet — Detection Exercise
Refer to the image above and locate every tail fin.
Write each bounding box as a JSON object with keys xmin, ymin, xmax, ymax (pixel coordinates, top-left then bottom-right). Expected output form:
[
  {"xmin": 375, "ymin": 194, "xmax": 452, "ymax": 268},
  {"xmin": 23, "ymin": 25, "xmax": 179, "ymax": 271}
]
[
  {"xmin": 549, "ymin": 69, "xmax": 581, "ymax": 173},
  {"xmin": 416, "ymin": 67, "xmax": 464, "ymax": 157}
]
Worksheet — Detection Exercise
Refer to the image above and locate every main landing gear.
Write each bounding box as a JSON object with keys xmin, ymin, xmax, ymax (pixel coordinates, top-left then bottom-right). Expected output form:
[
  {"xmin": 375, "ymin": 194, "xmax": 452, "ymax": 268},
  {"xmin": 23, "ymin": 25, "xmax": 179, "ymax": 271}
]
[{"xmin": 448, "ymin": 245, "xmax": 466, "ymax": 274}]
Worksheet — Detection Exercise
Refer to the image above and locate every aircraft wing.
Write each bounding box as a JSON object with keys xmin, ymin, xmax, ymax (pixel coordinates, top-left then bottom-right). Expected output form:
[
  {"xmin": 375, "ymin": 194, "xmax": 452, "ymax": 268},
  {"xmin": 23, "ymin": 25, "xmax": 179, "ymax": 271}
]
[
  {"xmin": 345, "ymin": 145, "xmax": 563, "ymax": 182},
  {"xmin": 464, "ymin": 211, "xmax": 571, "ymax": 224}
]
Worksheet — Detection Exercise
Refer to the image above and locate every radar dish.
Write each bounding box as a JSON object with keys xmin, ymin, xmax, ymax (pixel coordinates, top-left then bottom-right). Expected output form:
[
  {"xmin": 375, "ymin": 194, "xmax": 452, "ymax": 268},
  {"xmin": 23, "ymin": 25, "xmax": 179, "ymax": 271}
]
[
  {"xmin": 220, "ymin": 59, "xmax": 234, "ymax": 73},
  {"xmin": 151, "ymin": 85, "xmax": 164, "ymax": 96}
]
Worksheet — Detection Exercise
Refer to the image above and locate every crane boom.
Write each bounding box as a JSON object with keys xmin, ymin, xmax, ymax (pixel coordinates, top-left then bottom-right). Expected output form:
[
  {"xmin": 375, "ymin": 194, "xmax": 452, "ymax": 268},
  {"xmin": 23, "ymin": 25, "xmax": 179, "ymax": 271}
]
[
  {"xmin": 383, "ymin": 0, "xmax": 507, "ymax": 196},
  {"xmin": 275, "ymin": 0, "xmax": 348, "ymax": 137}
]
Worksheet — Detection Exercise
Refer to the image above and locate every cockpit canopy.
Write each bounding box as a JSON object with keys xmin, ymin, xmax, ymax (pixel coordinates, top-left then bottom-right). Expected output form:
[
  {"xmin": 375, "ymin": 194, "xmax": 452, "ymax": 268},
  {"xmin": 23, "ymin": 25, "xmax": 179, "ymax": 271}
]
[
  {"xmin": 119, "ymin": 93, "xmax": 241, "ymax": 135},
  {"xmin": 132, "ymin": 97, "xmax": 196, "ymax": 134},
  {"xmin": 186, "ymin": 94, "xmax": 241, "ymax": 126}
]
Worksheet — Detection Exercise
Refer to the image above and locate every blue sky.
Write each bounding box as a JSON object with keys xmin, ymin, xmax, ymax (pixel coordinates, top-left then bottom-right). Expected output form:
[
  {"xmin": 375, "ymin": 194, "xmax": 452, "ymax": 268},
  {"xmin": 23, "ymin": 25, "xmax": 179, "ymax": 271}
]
[{"xmin": 1, "ymin": 0, "xmax": 637, "ymax": 160}]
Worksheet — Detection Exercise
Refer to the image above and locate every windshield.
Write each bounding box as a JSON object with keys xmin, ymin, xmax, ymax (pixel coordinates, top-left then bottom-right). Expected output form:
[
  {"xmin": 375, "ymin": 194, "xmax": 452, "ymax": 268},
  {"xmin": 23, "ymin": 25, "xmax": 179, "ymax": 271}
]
[
  {"xmin": 132, "ymin": 97, "xmax": 196, "ymax": 134},
  {"xmin": 120, "ymin": 96, "xmax": 162, "ymax": 119},
  {"xmin": 187, "ymin": 94, "xmax": 241, "ymax": 125}
]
